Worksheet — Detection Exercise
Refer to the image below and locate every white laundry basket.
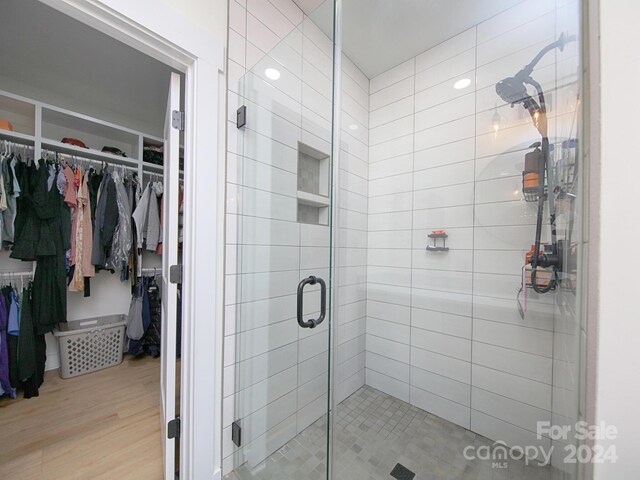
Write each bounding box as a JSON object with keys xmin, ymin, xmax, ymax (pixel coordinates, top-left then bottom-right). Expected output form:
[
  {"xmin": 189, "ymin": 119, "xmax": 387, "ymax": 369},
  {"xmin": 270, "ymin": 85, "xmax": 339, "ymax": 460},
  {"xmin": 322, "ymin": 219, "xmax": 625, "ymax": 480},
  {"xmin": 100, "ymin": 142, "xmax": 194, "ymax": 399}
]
[{"xmin": 53, "ymin": 314, "xmax": 127, "ymax": 379}]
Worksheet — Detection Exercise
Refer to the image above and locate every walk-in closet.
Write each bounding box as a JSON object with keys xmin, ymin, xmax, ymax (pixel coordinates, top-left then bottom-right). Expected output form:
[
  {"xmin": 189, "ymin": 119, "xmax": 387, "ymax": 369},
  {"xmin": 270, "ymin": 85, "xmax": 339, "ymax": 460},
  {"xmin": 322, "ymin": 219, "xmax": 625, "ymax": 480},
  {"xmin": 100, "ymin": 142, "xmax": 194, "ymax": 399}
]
[{"xmin": 0, "ymin": 1, "xmax": 184, "ymax": 477}]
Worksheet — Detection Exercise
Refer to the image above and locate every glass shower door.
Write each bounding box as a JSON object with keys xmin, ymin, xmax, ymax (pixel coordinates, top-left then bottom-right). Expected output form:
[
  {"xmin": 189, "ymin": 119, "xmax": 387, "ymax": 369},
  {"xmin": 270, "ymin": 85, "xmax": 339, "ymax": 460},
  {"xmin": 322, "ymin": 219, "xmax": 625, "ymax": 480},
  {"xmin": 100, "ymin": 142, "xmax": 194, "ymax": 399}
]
[{"xmin": 225, "ymin": 2, "xmax": 337, "ymax": 478}]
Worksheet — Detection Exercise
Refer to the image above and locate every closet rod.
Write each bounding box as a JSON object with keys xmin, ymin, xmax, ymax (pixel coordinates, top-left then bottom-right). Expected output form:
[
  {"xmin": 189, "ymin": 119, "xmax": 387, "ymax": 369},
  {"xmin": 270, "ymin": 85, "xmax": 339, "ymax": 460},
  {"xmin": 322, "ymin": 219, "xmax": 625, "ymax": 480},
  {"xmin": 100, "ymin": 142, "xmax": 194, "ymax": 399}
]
[
  {"xmin": 0, "ymin": 271, "xmax": 34, "ymax": 277},
  {"xmin": 1, "ymin": 139, "xmax": 34, "ymax": 148},
  {"xmin": 1, "ymin": 139, "xmax": 35, "ymax": 153},
  {"xmin": 41, "ymin": 149, "xmax": 163, "ymax": 176},
  {"xmin": 42, "ymin": 149, "xmax": 139, "ymax": 171},
  {"xmin": 141, "ymin": 267, "xmax": 162, "ymax": 276},
  {"xmin": 143, "ymin": 170, "xmax": 163, "ymax": 181}
]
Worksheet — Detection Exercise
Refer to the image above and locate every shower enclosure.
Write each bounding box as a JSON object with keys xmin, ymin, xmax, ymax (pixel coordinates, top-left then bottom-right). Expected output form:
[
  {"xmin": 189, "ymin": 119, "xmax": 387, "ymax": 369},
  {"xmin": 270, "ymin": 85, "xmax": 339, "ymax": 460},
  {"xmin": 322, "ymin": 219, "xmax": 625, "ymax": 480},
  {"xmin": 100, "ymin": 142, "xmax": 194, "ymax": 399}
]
[{"xmin": 225, "ymin": 0, "xmax": 586, "ymax": 478}]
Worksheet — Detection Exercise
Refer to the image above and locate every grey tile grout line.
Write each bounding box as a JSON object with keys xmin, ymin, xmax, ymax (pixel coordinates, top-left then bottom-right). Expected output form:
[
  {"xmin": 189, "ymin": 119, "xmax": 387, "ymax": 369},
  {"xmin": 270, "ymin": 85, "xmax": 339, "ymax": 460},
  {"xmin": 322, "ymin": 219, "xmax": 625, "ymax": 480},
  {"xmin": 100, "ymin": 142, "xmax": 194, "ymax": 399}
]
[
  {"xmin": 409, "ymin": 56, "xmax": 417, "ymax": 413},
  {"xmin": 470, "ymin": 24, "xmax": 479, "ymax": 429}
]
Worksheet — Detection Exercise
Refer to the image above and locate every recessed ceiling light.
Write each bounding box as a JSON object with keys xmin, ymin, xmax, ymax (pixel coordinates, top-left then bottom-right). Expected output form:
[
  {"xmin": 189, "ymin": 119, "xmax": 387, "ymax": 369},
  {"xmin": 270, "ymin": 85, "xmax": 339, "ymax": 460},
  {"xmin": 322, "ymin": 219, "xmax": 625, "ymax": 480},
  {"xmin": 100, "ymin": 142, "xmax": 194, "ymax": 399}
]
[
  {"xmin": 454, "ymin": 78, "xmax": 471, "ymax": 90},
  {"xmin": 349, "ymin": 124, "xmax": 359, "ymax": 130},
  {"xmin": 265, "ymin": 68, "xmax": 281, "ymax": 80}
]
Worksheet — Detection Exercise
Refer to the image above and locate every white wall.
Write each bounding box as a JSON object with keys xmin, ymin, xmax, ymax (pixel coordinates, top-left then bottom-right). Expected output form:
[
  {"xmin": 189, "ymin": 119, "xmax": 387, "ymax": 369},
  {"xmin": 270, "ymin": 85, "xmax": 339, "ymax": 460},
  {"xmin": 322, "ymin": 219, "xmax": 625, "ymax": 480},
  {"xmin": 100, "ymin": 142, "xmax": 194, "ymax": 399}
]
[
  {"xmin": 594, "ymin": 0, "xmax": 640, "ymax": 478},
  {"xmin": 223, "ymin": 0, "xmax": 369, "ymax": 474},
  {"xmin": 365, "ymin": 0, "xmax": 582, "ymax": 467},
  {"xmin": 156, "ymin": 0, "xmax": 228, "ymax": 43}
]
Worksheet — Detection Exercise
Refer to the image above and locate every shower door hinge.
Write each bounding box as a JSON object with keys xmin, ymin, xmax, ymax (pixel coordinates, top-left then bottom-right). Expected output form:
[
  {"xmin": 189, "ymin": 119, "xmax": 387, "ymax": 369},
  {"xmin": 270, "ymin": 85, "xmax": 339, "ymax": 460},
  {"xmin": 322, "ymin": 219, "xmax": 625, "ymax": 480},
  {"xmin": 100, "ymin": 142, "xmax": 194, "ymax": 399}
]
[
  {"xmin": 232, "ymin": 421, "xmax": 242, "ymax": 447},
  {"xmin": 172, "ymin": 110, "xmax": 185, "ymax": 131},
  {"xmin": 168, "ymin": 417, "xmax": 181, "ymax": 439},
  {"xmin": 169, "ymin": 264, "xmax": 182, "ymax": 285},
  {"xmin": 237, "ymin": 105, "xmax": 246, "ymax": 129}
]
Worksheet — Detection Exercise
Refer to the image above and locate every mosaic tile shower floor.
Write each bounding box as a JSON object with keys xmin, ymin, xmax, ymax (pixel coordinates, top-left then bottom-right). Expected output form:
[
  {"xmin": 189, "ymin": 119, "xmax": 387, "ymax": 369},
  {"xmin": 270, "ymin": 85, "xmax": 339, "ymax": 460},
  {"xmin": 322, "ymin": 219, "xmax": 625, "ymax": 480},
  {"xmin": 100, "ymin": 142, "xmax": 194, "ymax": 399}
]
[{"xmin": 225, "ymin": 386, "xmax": 567, "ymax": 480}]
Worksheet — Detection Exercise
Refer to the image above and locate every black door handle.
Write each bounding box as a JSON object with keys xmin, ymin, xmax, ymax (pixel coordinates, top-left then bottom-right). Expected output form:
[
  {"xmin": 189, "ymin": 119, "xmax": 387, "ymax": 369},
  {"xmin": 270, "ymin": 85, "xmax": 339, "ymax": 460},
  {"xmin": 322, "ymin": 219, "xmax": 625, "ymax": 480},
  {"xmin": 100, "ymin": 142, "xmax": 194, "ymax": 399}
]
[{"xmin": 296, "ymin": 275, "xmax": 326, "ymax": 328}]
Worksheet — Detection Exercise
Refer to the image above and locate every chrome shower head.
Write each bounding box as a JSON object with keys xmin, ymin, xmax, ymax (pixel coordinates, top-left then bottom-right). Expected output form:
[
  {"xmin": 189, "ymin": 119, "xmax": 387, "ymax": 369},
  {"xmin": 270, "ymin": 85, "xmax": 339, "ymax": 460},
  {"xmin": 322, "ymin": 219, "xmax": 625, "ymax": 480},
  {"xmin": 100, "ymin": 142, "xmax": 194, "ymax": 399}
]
[
  {"xmin": 495, "ymin": 75, "xmax": 529, "ymax": 106},
  {"xmin": 495, "ymin": 74, "xmax": 542, "ymax": 122}
]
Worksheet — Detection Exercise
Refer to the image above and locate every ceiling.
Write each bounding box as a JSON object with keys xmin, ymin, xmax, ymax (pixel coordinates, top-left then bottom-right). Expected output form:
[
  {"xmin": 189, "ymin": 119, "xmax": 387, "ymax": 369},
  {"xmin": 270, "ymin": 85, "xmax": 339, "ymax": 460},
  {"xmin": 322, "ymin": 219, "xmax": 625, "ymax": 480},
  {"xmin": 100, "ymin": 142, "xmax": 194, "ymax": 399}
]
[
  {"xmin": 0, "ymin": 0, "xmax": 179, "ymax": 137},
  {"xmin": 302, "ymin": 0, "xmax": 525, "ymax": 78},
  {"xmin": 0, "ymin": 0, "xmax": 527, "ymax": 131}
]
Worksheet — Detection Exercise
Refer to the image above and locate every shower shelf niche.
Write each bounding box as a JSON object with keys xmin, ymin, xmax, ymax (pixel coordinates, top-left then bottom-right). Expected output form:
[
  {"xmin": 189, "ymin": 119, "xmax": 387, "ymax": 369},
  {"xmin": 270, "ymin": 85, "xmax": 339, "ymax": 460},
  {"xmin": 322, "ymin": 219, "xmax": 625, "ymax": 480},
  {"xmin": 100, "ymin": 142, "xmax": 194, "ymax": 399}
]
[{"xmin": 297, "ymin": 141, "xmax": 329, "ymax": 225}]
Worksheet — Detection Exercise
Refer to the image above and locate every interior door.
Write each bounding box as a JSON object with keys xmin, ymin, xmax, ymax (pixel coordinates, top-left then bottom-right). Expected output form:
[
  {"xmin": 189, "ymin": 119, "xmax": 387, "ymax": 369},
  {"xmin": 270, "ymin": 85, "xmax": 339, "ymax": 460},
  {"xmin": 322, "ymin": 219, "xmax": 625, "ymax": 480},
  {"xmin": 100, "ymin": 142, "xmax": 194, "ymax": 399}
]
[{"xmin": 161, "ymin": 71, "xmax": 181, "ymax": 479}]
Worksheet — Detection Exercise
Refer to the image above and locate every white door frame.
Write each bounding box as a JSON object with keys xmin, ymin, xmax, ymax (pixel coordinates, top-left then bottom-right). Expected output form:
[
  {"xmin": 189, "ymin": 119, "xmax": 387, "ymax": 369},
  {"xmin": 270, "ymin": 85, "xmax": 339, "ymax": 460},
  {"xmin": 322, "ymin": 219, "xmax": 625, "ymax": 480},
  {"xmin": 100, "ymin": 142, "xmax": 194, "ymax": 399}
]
[{"xmin": 37, "ymin": 1, "xmax": 225, "ymax": 478}]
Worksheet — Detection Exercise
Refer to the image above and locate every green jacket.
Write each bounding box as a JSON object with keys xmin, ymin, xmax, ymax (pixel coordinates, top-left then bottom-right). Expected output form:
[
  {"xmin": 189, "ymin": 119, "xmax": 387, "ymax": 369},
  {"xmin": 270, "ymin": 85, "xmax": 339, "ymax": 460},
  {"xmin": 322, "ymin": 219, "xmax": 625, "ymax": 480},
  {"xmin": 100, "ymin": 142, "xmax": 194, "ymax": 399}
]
[{"xmin": 12, "ymin": 161, "xmax": 70, "ymax": 333}]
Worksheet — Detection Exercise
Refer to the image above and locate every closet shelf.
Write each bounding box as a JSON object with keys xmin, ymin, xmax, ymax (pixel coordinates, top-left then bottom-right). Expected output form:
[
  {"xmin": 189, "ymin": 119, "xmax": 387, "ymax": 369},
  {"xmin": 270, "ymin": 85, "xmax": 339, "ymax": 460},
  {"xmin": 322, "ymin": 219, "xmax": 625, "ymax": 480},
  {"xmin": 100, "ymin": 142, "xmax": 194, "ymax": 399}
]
[
  {"xmin": 141, "ymin": 161, "xmax": 164, "ymax": 172},
  {"xmin": 0, "ymin": 129, "xmax": 36, "ymax": 144},
  {"xmin": 0, "ymin": 88, "xmax": 176, "ymax": 177},
  {"xmin": 41, "ymin": 139, "xmax": 139, "ymax": 166},
  {"xmin": 297, "ymin": 190, "xmax": 330, "ymax": 207}
]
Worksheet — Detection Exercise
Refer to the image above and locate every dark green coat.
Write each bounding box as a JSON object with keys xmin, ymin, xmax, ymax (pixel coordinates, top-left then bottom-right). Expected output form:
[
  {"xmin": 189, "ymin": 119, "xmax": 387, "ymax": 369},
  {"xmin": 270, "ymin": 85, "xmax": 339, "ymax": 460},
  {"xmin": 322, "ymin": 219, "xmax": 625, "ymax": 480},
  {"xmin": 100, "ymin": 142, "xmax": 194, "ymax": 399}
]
[{"xmin": 11, "ymin": 161, "xmax": 69, "ymax": 334}]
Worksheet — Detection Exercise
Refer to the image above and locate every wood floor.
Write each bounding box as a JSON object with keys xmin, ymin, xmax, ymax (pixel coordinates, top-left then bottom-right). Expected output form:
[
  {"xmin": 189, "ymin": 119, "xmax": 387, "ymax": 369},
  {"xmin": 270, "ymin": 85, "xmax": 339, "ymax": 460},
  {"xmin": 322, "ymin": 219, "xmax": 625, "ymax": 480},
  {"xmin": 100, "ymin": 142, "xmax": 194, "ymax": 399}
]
[{"xmin": 0, "ymin": 356, "xmax": 163, "ymax": 479}]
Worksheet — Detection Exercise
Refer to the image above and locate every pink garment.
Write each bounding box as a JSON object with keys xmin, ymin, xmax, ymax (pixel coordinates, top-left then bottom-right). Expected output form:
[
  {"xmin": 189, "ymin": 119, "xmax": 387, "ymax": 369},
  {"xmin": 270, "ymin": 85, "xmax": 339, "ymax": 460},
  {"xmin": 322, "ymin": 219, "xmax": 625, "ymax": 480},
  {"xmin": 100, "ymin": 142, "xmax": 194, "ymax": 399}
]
[
  {"xmin": 63, "ymin": 165, "xmax": 77, "ymax": 208},
  {"xmin": 70, "ymin": 170, "xmax": 95, "ymax": 292}
]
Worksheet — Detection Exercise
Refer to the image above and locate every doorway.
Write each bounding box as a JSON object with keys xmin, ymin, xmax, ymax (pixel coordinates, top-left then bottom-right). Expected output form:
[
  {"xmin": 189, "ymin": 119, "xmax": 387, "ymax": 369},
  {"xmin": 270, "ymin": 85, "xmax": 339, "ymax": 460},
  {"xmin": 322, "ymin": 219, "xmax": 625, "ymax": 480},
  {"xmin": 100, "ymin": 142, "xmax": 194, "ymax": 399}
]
[{"xmin": 0, "ymin": 1, "xmax": 186, "ymax": 478}]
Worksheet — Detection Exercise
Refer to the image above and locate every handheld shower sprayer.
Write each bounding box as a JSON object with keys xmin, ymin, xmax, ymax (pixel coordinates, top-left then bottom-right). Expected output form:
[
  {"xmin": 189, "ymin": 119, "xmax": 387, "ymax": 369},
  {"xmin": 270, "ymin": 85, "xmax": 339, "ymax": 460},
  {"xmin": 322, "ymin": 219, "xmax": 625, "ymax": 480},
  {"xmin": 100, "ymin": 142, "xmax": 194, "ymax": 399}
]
[{"xmin": 495, "ymin": 33, "xmax": 575, "ymax": 297}]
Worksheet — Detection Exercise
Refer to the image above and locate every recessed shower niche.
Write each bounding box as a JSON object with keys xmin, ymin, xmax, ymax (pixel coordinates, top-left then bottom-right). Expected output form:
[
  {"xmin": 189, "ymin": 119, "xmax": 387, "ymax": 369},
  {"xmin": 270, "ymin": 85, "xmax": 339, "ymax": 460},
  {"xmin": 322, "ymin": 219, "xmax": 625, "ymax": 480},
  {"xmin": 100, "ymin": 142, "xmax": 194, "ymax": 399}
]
[{"xmin": 296, "ymin": 141, "xmax": 330, "ymax": 225}]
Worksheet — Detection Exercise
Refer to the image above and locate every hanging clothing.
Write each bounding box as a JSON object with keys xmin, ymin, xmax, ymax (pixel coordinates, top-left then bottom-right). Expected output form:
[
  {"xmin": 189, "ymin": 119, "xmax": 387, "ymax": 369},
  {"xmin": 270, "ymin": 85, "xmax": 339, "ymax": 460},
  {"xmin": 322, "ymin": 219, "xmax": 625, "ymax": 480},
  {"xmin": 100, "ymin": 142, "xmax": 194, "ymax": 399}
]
[
  {"xmin": 153, "ymin": 184, "xmax": 183, "ymax": 256},
  {"xmin": 0, "ymin": 161, "xmax": 8, "ymax": 212},
  {"xmin": 87, "ymin": 168, "xmax": 103, "ymax": 227},
  {"xmin": 6, "ymin": 287, "xmax": 20, "ymax": 390},
  {"xmin": 132, "ymin": 181, "xmax": 161, "ymax": 253},
  {"xmin": 7, "ymin": 289, "xmax": 19, "ymax": 335},
  {"xmin": 155, "ymin": 184, "xmax": 163, "ymax": 255},
  {"xmin": 127, "ymin": 276, "xmax": 151, "ymax": 356},
  {"xmin": 69, "ymin": 169, "xmax": 95, "ymax": 292},
  {"xmin": 132, "ymin": 183, "xmax": 150, "ymax": 251},
  {"xmin": 9, "ymin": 157, "xmax": 20, "ymax": 198},
  {"xmin": 122, "ymin": 173, "xmax": 144, "ymax": 279},
  {"xmin": 17, "ymin": 283, "xmax": 45, "ymax": 398},
  {"xmin": 142, "ymin": 276, "xmax": 161, "ymax": 357},
  {"xmin": 30, "ymin": 160, "xmax": 70, "ymax": 334},
  {"xmin": 62, "ymin": 164, "xmax": 77, "ymax": 208},
  {"xmin": 127, "ymin": 276, "xmax": 161, "ymax": 357},
  {"xmin": 0, "ymin": 293, "xmax": 16, "ymax": 398},
  {"xmin": 46, "ymin": 164, "xmax": 57, "ymax": 192},
  {"xmin": 11, "ymin": 160, "xmax": 35, "ymax": 261},
  {"xmin": 9, "ymin": 160, "xmax": 68, "ymax": 334},
  {"xmin": 0, "ymin": 151, "xmax": 176, "ymax": 397},
  {"xmin": 106, "ymin": 170, "xmax": 132, "ymax": 276},
  {"xmin": 91, "ymin": 171, "xmax": 118, "ymax": 269},
  {"xmin": 125, "ymin": 175, "xmax": 142, "ymax": 283},
  {"xmin": 61, "ymin": 165, "xmax": 74, "ymax": 283},
  {"xmin": 1, "ymin": 155, "xmax": 18, "ymax": 245},
  {"xmin": 11, "ymin": 162, "xmax": 41, "ymax": 261},
  {"xmin": 126, "ymin": 279, "xmax": 145, "ymax": 341}
]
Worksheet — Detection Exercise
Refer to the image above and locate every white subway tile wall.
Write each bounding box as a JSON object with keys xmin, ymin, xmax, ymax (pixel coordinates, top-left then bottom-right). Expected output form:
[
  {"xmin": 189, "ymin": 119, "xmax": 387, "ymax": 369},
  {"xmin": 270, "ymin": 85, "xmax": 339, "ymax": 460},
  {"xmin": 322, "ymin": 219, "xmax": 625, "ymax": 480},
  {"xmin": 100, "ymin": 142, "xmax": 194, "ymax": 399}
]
[
  {"xmin": 224, "ymin": 1, "xmax": 368, "ymax": 474},
  {"xmin": 225, "ymin": 0, "xmax": 582, "ymax": 475},
  {"xmin": 365, "ymin": 0, "xmax": 581, "ymax": 465}
]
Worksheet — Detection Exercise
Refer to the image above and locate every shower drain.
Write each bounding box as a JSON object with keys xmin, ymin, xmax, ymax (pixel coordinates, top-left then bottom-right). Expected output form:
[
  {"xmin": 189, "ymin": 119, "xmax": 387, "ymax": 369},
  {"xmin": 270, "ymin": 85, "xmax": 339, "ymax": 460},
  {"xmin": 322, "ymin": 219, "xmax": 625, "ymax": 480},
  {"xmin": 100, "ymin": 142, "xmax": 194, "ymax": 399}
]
[{"xmin": 390, "ymin": 463, "xmax": 415, "ymax": 480}]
